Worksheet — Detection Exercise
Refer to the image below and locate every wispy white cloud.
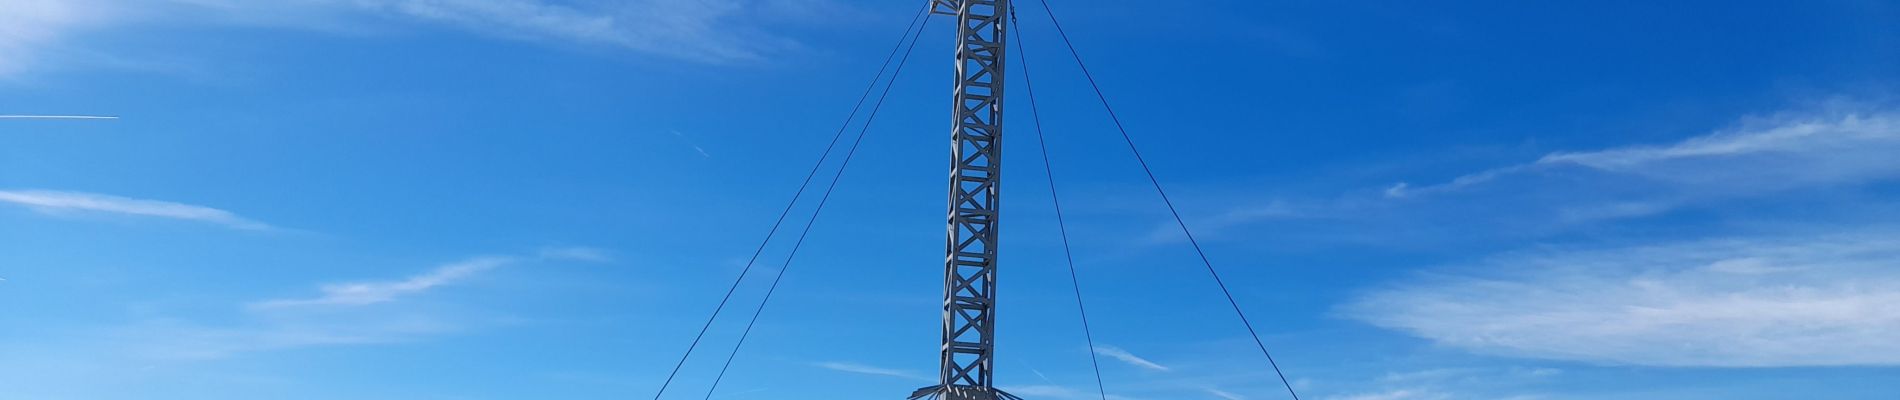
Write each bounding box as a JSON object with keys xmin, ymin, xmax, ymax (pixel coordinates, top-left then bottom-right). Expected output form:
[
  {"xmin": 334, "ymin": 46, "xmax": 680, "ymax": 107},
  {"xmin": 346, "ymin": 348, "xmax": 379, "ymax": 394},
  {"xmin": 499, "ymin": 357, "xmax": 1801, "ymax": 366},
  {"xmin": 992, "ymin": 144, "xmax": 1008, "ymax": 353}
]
[
  {"xmin": 1319, "ymin": 367, "xmax": 1554, "ymax": 400},
  {"xmin": 250, "ymin": 256, "xmax": 512, "ymax": 309},
  {"xmin": 1021, "ymin": 362, "xmax": 1053, "ymax": 383},
  {"xmin": 1, "ymin": 0, "xmax": 836, "ymax": 78},
  {"xmin": 134, "ymin": 249, "xmax": 604, "ymax": 359},
  {"xmin": 1387, "ymin": 109, "xmax": 1900, "ymax": 199},
  {"xmin": 1381, "ymin": 165, "xmax": 1530, "ymax": 199},
  {"xmin": 1377, "ymin": 368, "xmax": 1476, "ymax": 384},
  {"xmin": 1204, "ymin": 388, "xmax": 1245, "ymax": 400},
  {"xmin": 252, "ymin": 247, "xmax": 608, "ymax": 310},
  {"xmin": 671, "ymin": 130, "xmax": 713, "ymax": 158},
  {"xmin": 0, "ymin": 189, "xmax": 271, "ymax": 230},
  {"xmin": 1537, "ymin": 114, "xmax": 1891, "ymax": 171},
  {"xmin": 1167, "ymin": 106, "xmax": 1900, "ymax": 248},
  {"xmin": 0, "ymin": 0, "xmax": 115, "ymax": 78},
  {"xmin": 812, "ymin": 361, "xmax": 931, "ymax": 381},
  {"xmin": 1147, "ymin": 200, "xmax": 1307, "ymax": 243},
  {"xmin": 1342, "ymin": 230, "xmax": 1900, "ymax": 367},
  {"xmin": 537, "ymin": 246, "xmax": 612, "ymax": 262},
  {"xmin": 119, "ymin": 316, "xmax": 458, "ymax": 360},
  {"xmin": 1094, "ymin": 345, "xmax": 1171, "ymax": 372},
  {"xmin": 996, "ymin": 384, "xmax": 1144, "ymax": 400},
  {"xmin": 1325, "ymin": 389, "xmax": 1449, "ymax": 400},
  {"xmin": 0, "ymin": 115, "xmax": 118, "ymax": 119},
  {"xmin": 259, "ymin": 0, "xmax": 783, "ymax": 62},
  {"xmin": 1002, "ymin": 385, "xmax": 1086, "ymax": 398},
  {"xmin": 1516, "ymin": 367, "xmax": 1560, "ymax": 378}
]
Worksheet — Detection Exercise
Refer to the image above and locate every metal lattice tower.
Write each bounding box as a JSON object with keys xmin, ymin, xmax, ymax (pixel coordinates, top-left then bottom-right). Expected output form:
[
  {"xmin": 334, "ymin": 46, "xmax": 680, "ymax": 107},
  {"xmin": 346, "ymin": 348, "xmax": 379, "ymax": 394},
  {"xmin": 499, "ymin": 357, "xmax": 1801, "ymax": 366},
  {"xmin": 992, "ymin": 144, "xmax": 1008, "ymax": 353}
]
[{"xmin": 912, "ymin": 1, "xmax": 1019, "ymax": 400}]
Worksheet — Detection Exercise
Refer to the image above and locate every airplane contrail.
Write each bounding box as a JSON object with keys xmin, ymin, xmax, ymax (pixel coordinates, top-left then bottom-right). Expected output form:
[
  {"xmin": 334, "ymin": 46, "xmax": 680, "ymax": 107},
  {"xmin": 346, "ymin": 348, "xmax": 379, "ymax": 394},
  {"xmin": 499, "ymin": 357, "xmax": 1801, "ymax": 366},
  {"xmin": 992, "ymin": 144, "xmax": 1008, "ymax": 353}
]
[{"xmin": 0, "ymin": 115, "xmax": 119, "ymax": 120}]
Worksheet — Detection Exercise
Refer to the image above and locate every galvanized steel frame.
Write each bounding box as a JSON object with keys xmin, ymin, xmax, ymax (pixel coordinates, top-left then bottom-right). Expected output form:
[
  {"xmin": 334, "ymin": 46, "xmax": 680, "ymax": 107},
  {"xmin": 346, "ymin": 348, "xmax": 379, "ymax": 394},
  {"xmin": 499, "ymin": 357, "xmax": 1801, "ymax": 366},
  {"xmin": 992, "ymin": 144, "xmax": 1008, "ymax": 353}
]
[
  {"xmin": 915, "ymin": 0, "xmax": 1014, "ymax": 399},
  {"xmin": 938, "ymin": 0, "xmax": 1007, "ymax": 388}
]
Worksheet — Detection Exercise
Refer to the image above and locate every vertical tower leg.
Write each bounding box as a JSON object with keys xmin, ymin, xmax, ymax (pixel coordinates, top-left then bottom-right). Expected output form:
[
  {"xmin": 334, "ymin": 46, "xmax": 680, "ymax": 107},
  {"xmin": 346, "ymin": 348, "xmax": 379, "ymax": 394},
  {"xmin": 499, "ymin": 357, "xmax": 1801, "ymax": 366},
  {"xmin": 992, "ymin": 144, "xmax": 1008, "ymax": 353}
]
[{"xmin": 912, "ymin": 1, "xmax": 1017, "ymax": 400}]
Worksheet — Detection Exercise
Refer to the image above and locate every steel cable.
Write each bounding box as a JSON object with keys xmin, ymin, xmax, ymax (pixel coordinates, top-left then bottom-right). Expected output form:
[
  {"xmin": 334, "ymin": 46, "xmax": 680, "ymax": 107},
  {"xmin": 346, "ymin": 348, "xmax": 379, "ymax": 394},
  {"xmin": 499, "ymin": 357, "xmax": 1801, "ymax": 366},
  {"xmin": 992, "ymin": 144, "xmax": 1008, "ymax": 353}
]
[
  {"xmin": 649, "ymin": 4, "xmax": 934, "ymax": 399},
  {"xmin": 697, "ymin": 9, "xmax": 937, "ymax": 400},
  {"xmin": 1008, "ymin": 9, "xmax": 1111, "ymax": 400},
  {"xmin": 1026, "ymin": 1, "xmax": 1304, "ymax": 399}
]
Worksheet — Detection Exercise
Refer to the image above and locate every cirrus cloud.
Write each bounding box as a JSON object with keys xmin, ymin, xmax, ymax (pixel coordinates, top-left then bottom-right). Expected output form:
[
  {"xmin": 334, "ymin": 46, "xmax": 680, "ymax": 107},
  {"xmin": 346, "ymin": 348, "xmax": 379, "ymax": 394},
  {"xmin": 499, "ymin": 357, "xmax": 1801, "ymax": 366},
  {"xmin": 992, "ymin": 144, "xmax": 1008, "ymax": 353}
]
[
  {"xmin": 1386, "ymin": 108, "xmax": 1900, "ymax": 199},
  {"xmin": 0, "ymin": 189, "xmax": 272, "ymax": 230},
  {"xmin": 1342, "ymin": 230, "xmax": 1900, "ymax": 367},
  {"xmin": 0, "ymin": 0, "xmax": 842, "ymax": 78},
  {"xmin": 1094, "ymin": 345, "xmax": 1171, "ymax": 372},
  {"xmin": 248, "ymin": 256, "xmax": 515, "ymax": 309},
  {"xmin": 813, "ymin": 361, "xmax": 931, "ymax": 381}
]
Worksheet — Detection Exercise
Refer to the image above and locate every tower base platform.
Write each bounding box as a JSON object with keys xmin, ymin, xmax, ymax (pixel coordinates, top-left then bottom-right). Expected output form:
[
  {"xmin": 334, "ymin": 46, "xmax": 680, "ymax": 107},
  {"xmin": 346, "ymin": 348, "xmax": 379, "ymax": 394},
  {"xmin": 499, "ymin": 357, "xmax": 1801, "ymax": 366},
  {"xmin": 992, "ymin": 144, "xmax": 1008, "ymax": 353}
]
[{"xmin": 909, "ymin": 385, "xmax": 1024, "ymax": 400}]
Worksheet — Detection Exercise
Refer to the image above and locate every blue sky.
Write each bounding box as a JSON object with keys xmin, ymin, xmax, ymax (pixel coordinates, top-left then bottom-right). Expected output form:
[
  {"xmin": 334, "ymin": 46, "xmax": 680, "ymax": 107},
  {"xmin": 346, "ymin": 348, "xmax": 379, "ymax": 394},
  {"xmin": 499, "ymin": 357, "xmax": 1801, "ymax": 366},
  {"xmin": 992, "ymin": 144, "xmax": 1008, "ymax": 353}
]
[{"xmin": 3, "ymin": 0, "xmax": 1899, "ymax": 399}]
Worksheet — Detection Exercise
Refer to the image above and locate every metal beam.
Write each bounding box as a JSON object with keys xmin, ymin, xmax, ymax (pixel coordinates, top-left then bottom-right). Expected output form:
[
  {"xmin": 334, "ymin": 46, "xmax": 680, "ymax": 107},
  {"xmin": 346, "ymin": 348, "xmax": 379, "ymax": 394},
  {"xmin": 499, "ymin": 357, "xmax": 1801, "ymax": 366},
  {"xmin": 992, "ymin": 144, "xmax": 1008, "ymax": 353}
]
[{"xmin": 914, "ymin": 1, "xmax": 1017, "ymax": 400}]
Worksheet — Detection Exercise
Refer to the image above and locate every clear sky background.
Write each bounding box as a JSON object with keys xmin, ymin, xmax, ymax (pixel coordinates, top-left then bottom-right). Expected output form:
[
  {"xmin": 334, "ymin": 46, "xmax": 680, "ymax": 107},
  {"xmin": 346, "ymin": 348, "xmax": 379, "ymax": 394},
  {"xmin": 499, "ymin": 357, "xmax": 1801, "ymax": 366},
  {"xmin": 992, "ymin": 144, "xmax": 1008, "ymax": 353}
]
[{"xmin": 3, "ymin": 1, "xmax": 1899, "ymax": 399}]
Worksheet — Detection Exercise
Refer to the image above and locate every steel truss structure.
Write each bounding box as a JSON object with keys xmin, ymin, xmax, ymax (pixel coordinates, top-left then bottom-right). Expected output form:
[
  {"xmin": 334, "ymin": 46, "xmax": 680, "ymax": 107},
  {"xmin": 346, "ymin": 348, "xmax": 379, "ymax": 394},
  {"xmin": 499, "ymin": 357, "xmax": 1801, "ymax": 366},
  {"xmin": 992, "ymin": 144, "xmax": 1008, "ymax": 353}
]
[{"xmin": 912, "ymin": 1, "xmax": 1018, "ymax": 400}]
